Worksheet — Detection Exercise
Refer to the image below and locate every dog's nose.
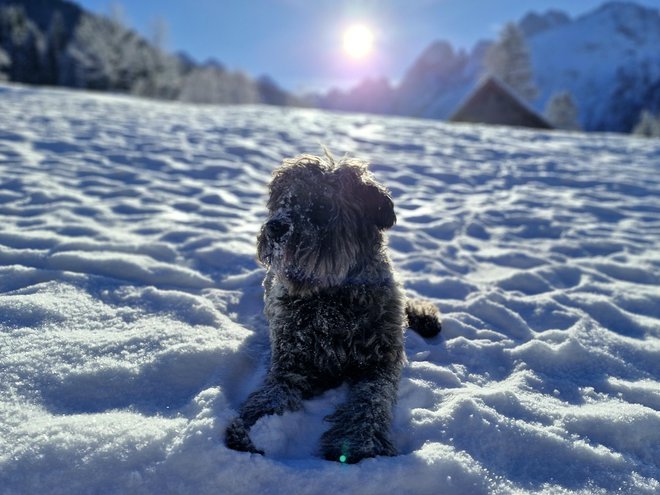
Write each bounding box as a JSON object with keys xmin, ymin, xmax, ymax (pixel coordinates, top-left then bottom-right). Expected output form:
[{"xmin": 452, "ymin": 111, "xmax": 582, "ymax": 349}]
[{"xmin": 266, "ymin": 218, "xmax": 290, "ymax": 239}]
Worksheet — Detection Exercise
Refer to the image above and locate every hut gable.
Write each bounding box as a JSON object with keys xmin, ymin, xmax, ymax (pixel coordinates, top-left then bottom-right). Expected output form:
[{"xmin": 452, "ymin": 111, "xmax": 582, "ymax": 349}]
[{"xmin": 450, "ymin": 76, "xmax": 553, "ymax": 129}]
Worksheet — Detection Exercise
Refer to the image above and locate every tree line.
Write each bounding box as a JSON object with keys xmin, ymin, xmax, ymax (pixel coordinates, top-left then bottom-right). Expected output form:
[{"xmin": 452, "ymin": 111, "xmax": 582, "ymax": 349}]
[{"xmin": 0, "ymin": 2, "xmax": 300, "ymax": 106}]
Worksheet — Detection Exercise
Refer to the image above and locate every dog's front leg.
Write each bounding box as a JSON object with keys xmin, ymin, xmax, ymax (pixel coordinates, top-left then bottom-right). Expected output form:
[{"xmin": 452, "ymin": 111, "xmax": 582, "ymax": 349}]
[
  {"xmin": 225, "ymin": 374, "xmax": 305, "ymax": 454},
  {"xmin": 320, "ymin": 368, "xmax": 400, "ymax": 463}
]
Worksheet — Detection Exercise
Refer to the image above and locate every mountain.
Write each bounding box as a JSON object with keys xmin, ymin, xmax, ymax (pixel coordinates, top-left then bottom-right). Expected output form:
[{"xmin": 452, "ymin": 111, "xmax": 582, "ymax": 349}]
[
  {"xmin": 0, "ymin": 0, "xmax": 298, "ymax": 106},
  {"xmin": 315, "ymin": 76, "xmax": 395, "ymax": 114},
  {"xmin": 528, "ymin": 1, "xmax": 660, "ymax": 132},
  {"xmin": 391, "ymin": 40, "xmax": 489, "ymax": 121},
  {"xmin": 325, "ymin": 1, "xmax": 660, "ymax": 133},
  {"xmin": 518, "ymin": 9, "xmax": 571, "ymax": 37}
]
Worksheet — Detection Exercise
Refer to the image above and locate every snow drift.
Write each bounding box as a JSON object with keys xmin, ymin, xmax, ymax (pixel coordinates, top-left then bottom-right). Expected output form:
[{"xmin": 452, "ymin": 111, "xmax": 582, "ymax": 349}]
[{"xmin": 0, "ymin": 83, "xmax": 659, "ymax": 494}]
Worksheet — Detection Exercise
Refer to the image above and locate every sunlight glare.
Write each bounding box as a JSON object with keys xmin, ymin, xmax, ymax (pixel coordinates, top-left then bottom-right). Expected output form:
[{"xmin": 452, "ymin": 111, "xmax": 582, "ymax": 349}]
[{"xmin": 343, "ymin": 24, "xmax": 374, "ymax": 59}]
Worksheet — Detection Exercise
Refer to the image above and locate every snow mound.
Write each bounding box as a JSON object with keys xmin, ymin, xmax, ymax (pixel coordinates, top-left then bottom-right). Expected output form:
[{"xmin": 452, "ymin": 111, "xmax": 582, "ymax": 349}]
[{"xmin": 0, "ymin": 84, "xmax": 659, "ymax": 494}]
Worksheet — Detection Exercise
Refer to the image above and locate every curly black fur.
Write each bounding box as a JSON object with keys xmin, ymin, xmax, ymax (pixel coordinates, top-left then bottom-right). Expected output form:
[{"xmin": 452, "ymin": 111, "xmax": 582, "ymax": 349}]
[
  {"xmin": 406, "ymin": 299, "xmax": 442, "ymax": 338},
  {"xmin": 225, "ymin": 152, "xmax": 441, "ymax": 463}
]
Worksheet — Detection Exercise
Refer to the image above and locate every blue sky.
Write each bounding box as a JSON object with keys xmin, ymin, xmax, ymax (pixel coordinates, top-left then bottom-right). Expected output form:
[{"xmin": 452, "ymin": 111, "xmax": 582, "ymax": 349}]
[{"xmin": 75, "ymin": 0, "xmax": 660, "ymax": 92}]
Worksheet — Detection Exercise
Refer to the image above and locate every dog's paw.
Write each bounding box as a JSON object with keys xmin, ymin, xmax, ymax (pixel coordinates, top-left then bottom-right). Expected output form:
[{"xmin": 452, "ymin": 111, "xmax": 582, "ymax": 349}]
[
  {"xmin": 320, "ymin": 427, "xmax": 397, "ymax": 463},
  {"xmin": 224, "ymin": 418, "xmax": 264, "ymax": 455}
]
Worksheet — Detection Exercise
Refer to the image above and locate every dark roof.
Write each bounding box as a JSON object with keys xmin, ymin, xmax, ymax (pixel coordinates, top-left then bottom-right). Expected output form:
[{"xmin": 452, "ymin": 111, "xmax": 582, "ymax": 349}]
[{"xmin": 450, "ymin": 76, "xmax": 553, "ymax": 129}]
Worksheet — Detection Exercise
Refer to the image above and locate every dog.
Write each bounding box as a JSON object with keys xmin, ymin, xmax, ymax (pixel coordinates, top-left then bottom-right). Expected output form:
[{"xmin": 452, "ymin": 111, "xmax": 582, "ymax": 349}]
[{"xmin": 225, "ymin": 152, "xmax": 441, "ymax": 463}]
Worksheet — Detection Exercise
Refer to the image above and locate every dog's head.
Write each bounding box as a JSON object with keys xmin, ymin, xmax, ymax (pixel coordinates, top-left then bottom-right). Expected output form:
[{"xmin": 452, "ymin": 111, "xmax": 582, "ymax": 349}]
[{"xmin": 257, "ymin": 153, "xmax": 395, "ymax": 293}]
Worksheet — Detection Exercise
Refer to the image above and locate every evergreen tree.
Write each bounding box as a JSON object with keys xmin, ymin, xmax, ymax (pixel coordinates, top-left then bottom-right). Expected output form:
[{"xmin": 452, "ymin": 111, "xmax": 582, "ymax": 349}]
[
  {"xmin": 62, "ymin": 13, "xmax": 166, "ymax": 94},
  {"xmin": 0, "ymin": 1, "xmax": 293, "ymax": 106},
  {"xmin": 0, "ymin": 5, "xmax": 46, "ymax": 84},
  {"xmin": 229, "ymin": 71, "xmax": 259, "ymax": 104},
  {"xmin": 179, "ymin": 66, "xmax": 259, "ymax": 104},
  {"xmin": 0, "ymin": 46, "xmax": 9, "ymax": 81},
  {"xmin": 632, "ymin": 110, "xmax": 660, "ymax": 138},
  {"xmin": 485, "ymin": 23, "xmax": 538, "ymax": 101},
  {"xmin": 257, "ymin": 75, "xmax": 291, "ymax": 106},
  {"xmin": 130, "ymin": 17, "xmax": 183, "ymax": 99},
  {"xmin": 45, "ymin": 11, "xmax": 67, "ymax": 85},
  {"xmin": 178, "ymin": 66, "xmax": 228, "ymax": 104},
  {"xmin": 544, "ymin": 92, "xmax": 581, "ymax": 130},
  {"xmin": 150, "ymin": 16, "xmax": 169, "ymax": 53},
  {"xmin": 129, "ymin": 44, "xmax": 183, "ymax": 99},
  {"xmin": 61, "ymin": 14, "xmax": 123, "ymax": 89}
]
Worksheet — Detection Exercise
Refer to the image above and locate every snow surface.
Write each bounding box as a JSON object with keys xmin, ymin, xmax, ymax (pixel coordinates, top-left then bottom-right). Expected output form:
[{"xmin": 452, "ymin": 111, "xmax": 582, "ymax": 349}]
[{"xmin": 1, "ymin": 83, "xmax": 659, "ymax": 495}]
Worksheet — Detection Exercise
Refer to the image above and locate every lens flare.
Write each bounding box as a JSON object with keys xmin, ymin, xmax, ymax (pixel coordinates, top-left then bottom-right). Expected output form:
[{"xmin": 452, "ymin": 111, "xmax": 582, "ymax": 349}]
[{"xmin": 343, "ymin": 24, "xmax": 374, "ymax": 59}]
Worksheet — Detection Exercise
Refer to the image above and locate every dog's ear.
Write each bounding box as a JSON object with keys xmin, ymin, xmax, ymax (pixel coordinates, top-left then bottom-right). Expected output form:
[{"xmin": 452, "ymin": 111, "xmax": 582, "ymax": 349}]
[{"xmin": 363, "ymin": 184, "xmax": 396, "ymax": 230}]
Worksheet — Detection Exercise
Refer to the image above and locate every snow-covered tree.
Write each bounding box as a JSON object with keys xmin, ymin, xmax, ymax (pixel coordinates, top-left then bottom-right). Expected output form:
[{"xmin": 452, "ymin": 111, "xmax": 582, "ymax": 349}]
[
  {"xmin": 45, "ymin": 11, "xmax": 67, "ymax": 85},
  {"xmin": 61, "ymin": 14, "xmax": 125, "ymax": 89},
  {"xmin": 0, "ymin": 5, "xmax": 46, "ymax": 84},
  {"xmin": 178, "ymin": 66, "xmax": 259, "ymax": 104},
  {"xmin": 257, "ymin": 75, "xmax": 291, "ymax": 106},
  {"xmin": 0, "ymin": 2, "xmax": 290, "ymax": 106},
  {"xmin": 227, "ymin": 71, "xmax": 260, "ymax": 104},
  {"xmin": 61, "ymin": 12, "xmax": 182, "ymax": 97},
  {"xmin": 131, "ymin": 52, "xmax": 183, "ymax": 99},
  {"xmin": 150, "ymin": 16, "xmax": 169, "ymax": 52},
  {"xmin": 178, "ymin": 66, "xmax": 227, "ymax": 103},
  {"xmin": 544, "ymin": 91, "xmax": 581, "ymax": 130},
  {"xmin": 0, "ymin": 47, "xmax": 10, "ymax": 81},
  {"xmin": 632, "ymin": 110, "xmax": 660, "ymax": 138},
  {"xmin": 485, "ymin": 23, "xmax": 538, "ymax": 102}
]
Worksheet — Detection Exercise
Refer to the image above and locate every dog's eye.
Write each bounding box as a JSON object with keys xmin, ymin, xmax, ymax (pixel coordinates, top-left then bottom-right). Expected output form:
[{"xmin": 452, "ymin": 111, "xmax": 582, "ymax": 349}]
[{"xmin": 308, "ymin": 203, "xmax": 332, "ymax": 225}]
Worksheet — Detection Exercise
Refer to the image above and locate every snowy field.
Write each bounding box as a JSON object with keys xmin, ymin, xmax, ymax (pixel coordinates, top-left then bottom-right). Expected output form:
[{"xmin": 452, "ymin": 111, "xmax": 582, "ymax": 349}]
[{"xmin": 0, "ymin": 83, "xmax": 659, "ymax": 495}]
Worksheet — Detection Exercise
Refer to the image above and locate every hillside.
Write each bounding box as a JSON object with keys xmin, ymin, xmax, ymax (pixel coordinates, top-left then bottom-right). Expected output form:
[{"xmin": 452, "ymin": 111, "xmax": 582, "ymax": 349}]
[
  {"xmin": 528, "ymin": 1, "xmax": 660, "ymax": 132},
  {"xmin": 0, "ymin": 84, "xmax": 659, "ymax": 494},
  {"xmin": 0, "ymin": 0, "xmax": 296, "ymax": 105}
]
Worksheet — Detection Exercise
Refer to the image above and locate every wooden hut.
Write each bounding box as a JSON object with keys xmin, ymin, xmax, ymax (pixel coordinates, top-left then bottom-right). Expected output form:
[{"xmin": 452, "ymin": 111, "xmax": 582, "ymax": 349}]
[{"xmin": 450, "ymin": 76, "xmax": 553, "ymax": 129}]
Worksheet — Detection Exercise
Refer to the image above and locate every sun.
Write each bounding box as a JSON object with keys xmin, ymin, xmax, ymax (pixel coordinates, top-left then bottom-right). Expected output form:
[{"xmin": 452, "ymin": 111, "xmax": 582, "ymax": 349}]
[{"xmin": 342, "ymin": 24, "xmax": 374, "ymax": 59}]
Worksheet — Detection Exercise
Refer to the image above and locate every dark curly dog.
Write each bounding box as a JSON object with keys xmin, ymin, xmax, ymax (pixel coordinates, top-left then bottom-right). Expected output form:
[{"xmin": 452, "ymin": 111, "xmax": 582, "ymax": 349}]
[{"xmin": 225, "ymin": 152, "xmax": 441, "ymax": 463}]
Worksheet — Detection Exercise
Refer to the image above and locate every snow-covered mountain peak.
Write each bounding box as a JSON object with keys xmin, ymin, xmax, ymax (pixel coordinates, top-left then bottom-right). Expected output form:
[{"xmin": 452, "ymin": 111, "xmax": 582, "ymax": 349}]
[
  {"xmin": 590, "ymin": 0, "xmax": 660, "ymax": 17},
  {"xmin": 414, "ymin": 40, "xmax": 463, "ymax": 72},
  {"xmin": 526, "ymin": 1, "xmax": 660, "ymax": 131},
  {"xmin": 518, "ymin": 9, "xmax": 571, "ymax": 38},
  {"xmin": 572, "ymin": 1, "xmax": 660, "ymax": 45}
]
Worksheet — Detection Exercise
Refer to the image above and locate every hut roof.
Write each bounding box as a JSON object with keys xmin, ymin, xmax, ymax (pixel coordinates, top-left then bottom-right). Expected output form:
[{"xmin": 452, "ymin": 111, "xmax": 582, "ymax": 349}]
[{"xmin": 450, "ymin": 76, "xmax": 553, "ymax": 129}]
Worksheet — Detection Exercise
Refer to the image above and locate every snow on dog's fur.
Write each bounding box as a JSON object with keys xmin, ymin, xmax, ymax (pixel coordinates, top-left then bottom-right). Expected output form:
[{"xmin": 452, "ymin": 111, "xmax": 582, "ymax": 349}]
[{"xmin": 225, "ymin": 152, "xmax": 441, "ymax": 463}]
